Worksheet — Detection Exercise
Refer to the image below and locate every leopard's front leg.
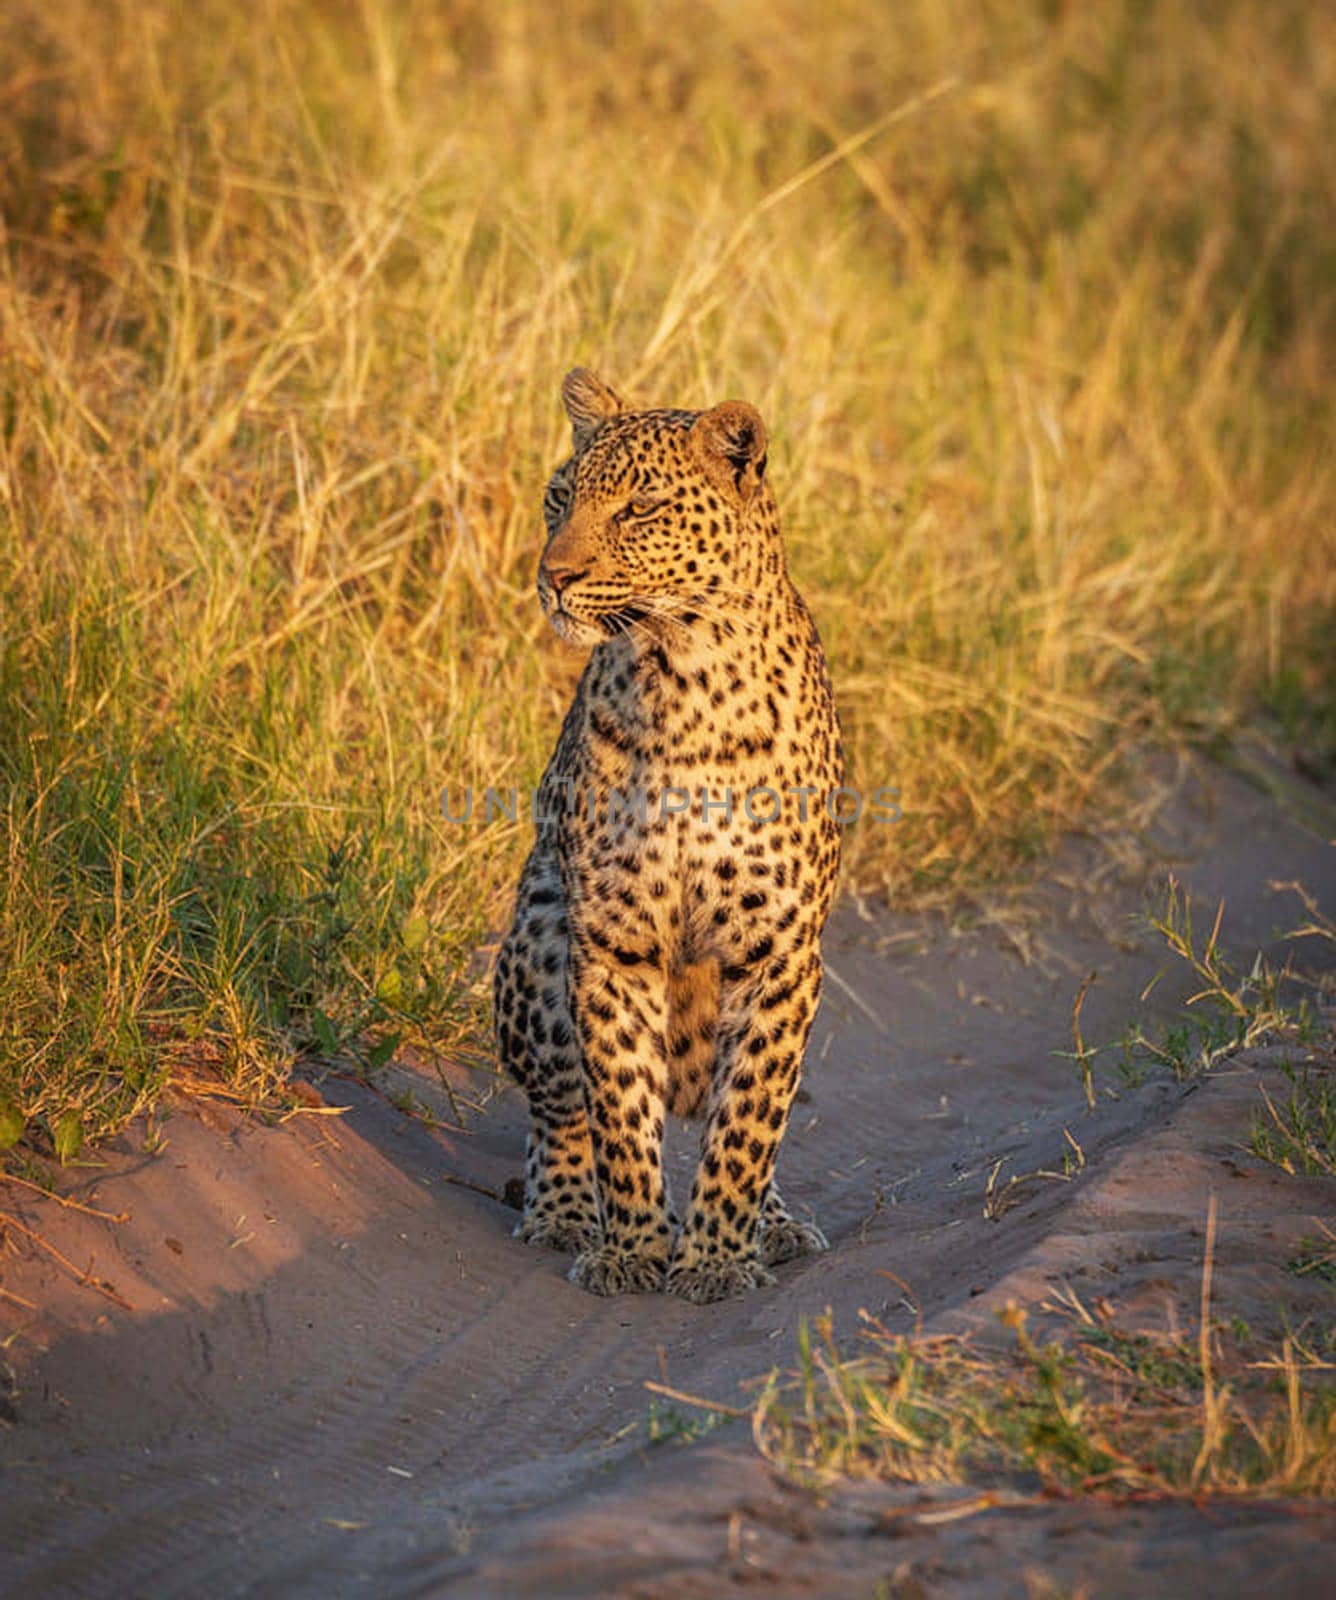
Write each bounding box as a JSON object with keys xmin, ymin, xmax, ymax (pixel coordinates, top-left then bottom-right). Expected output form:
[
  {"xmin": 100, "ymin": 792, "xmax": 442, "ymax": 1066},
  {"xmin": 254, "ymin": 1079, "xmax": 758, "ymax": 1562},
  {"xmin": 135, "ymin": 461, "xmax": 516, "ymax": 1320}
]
[
  {"xmin": 494, "ymin": 863, "xmax": 602, "ymax": 1256},
  {"xmin": 667, "ymin": 942, "xmax": 825, "ymax": 1304},
  {"xmin": 565, "ymin": 941, "xmax": 675, "ymax": 1296}
]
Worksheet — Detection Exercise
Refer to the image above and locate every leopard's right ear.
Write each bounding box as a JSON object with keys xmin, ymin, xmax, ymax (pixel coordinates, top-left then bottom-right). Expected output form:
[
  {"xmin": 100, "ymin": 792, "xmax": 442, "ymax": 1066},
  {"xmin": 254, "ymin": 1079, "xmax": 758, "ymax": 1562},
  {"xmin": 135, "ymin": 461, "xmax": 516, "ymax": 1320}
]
[
  {"xmin": 689, "ymin": 399, "xmax": 768, "ymax": 504},
  {"xmin": 561, "ymin": 368, "xmax": 626, "ymax": 447}
]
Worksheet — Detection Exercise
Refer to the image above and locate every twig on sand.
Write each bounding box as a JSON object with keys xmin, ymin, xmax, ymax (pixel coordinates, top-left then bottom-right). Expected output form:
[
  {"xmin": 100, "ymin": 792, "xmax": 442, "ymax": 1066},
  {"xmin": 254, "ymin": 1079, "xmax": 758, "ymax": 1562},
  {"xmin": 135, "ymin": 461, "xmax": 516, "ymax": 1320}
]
[
  {"xmin": 910, "ymin": 1490, "xmax": 1040, "ymax": 1525},
  {"xmin": 332, "ymin": 1071, "xmax": 473, "ymax": 1136},
  {"xmin": 436, "ymin": 1172, "xmax": 507, "ymax": 1204},
  {"xmin": 1193, "ymin": 1191, "xmax": 1221, "ymax": 1489},
  {"xmin": 823, "ymin": 961, "xmax": 888, "ymax": 1033},
  {"xmin": 1071, "ymin": 969, "xmax": 1099, "ymax": 1110},
  {"xmin": 0, "ymin": 1171, "xmax": 129, "ymax": 1223},
  {"xmin": 643, "ymin": 1379, "xmax": 747, "ymax": 1419},
  {"xmin": 0, "ymin": 1208, "xmax": 134, "ymax": 1312}
]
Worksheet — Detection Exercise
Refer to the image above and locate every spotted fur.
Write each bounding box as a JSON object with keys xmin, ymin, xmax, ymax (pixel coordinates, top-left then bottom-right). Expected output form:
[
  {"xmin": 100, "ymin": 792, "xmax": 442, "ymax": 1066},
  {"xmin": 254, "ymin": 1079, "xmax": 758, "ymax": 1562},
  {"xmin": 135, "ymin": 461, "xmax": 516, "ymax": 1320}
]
[{"xmin": 492, "ymin": 369, "xmax": 843, "ymax": 1304}]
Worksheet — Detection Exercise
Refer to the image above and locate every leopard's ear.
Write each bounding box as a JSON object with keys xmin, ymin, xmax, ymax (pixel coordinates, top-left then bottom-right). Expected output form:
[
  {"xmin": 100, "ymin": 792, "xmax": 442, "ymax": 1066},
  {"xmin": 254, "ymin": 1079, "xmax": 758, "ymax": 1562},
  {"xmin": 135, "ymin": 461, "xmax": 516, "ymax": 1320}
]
[
  {"xmin": 690, "ymin": 400, "xmax": 768, "ymax": 504},
  {"xmin": 561, "ymin": 368, "xmax": 626, "ymax": 446}
]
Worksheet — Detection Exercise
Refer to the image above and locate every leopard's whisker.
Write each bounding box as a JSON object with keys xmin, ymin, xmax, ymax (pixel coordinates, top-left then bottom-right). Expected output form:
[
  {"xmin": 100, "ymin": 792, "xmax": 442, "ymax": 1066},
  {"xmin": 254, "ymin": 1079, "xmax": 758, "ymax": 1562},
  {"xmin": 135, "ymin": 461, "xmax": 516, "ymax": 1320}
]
[{"xmin": 659, "ymin": 593, "xmax": 759, "ymax": 638}]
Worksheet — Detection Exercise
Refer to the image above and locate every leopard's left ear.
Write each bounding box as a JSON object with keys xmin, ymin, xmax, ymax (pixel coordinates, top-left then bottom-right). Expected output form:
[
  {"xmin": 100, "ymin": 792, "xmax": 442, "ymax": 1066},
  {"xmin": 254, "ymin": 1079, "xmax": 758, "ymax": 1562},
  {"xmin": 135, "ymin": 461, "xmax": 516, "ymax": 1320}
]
[
  {"xmin": 689, "ymin": 400, "xmax": 768, "ymax": 504},
  {"xmin": 562, "ymin": 368, "xmax": 626, "ymax": 447}
]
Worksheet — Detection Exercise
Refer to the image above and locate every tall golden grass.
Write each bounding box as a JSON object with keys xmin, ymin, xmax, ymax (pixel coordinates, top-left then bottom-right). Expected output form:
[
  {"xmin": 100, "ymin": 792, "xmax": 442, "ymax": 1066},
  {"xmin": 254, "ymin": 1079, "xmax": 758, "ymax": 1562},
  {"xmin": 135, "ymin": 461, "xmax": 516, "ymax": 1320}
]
[{"xmin": 1, "ymin": 0, "xmax": 1333, "ymax": 1147}]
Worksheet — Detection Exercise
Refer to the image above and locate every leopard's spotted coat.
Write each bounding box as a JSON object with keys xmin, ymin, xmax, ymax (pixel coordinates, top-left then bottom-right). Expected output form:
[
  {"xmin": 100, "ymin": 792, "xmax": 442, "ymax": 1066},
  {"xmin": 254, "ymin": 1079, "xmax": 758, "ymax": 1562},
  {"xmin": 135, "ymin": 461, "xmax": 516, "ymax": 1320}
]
[{"xmin": 492, "ymin": 369, "xmax": 842, "ymax": 1304}]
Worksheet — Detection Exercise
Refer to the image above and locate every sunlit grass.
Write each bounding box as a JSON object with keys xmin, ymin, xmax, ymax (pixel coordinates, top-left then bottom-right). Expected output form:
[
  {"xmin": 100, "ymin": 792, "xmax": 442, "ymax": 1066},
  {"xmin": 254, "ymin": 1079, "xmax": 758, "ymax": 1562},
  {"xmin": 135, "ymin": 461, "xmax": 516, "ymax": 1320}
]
[
  {"xmin": 1, "ymin": 0, "xmax": 1333, "ymax": 1150},
  {"xmin": 753, "ymin": 1302, "xmax": 1336, "ymax": 1500}
]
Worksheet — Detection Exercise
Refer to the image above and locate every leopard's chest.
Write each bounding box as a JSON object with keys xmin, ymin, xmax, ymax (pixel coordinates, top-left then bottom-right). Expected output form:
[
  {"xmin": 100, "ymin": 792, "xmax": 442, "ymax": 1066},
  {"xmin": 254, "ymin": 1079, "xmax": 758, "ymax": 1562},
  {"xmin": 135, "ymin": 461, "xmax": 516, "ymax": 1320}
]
[
  {"xmin": 551, "ymin": 640, "xmax": 836, "ymax": 866},
  {"xmin": 568, "ymin": 692, "xmax": 825, "ymax": 821}
]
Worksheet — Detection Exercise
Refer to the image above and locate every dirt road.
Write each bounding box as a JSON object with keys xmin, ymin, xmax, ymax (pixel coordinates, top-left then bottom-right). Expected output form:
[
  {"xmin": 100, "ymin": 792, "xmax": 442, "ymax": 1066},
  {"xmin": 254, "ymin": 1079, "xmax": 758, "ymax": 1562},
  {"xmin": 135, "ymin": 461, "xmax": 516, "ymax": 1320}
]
[{"xmin": 3, "ymin": 752, "xmax": 1334, "ymax": 1597}]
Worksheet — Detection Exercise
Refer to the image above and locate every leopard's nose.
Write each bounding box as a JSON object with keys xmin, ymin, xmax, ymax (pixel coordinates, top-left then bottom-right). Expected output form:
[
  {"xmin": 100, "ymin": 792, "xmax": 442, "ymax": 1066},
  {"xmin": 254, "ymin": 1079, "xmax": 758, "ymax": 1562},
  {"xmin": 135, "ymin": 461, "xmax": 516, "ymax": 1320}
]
[{"xmin": 543, "ymin": 564, "xmax": 586, "ymax": 596}]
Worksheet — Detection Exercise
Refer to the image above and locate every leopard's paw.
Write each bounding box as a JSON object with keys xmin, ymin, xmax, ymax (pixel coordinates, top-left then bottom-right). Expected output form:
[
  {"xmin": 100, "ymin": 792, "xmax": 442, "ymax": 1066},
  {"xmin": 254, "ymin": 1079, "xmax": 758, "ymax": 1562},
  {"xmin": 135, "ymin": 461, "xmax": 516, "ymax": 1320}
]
[
  {"xmin": 759, "ymin": 1215, "xmax": 828, "ymax": 1267},
  {"xmin": 664, "ymin": 1257, "xmax": 775, "ymax": 1305},
  {"xmin": 514, "ymin": 1209, "xmax": 601, "ymax": 1256},
  {"xmin": 568, "ymin": 1243, "xmax": 668, "ymax": 1296}
]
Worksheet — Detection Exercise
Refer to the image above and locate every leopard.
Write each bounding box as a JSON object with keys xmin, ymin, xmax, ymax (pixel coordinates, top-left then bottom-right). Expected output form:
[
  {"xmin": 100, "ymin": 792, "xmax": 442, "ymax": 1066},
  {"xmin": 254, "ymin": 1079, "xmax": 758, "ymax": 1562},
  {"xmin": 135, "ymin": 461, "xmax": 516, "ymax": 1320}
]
[{"xmin": 491, "ymin": 368, "xmax": 843, "ymax": 1304}]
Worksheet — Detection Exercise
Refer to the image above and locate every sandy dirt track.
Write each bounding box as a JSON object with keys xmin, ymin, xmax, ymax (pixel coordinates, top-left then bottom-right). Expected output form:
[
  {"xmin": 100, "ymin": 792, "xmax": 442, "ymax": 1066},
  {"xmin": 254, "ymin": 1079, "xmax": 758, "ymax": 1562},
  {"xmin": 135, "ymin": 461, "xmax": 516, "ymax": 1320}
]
[{"xmin": 3, "ymin": 752, "xmax": 1334, "ymax": 1598}]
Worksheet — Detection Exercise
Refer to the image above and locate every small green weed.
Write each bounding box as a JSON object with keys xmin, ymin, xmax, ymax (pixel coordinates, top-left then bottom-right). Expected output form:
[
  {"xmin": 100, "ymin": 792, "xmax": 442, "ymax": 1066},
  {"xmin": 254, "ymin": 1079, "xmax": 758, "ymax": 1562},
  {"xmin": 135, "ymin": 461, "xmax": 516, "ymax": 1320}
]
[
  {"xmin": 1070, "ymin": 878, "xmax": 1330, "ymax": 1105},
  {"xmin": 1078, "ymin": 1326, "xmax": 1203, "ymax": 1392},
  {"xmin": 1250, "ymin": 1065, "xmax": 1336, "ymax": 1177},
  {"xmin": 646, "ymin": 1398, "xmax": 728, "ymax": 1446},
  {"xmin": 1139, "ymin": 878, "xmax": 1301, "ymax": 1078},
  {"xmin": 1285, "ymin": 1232, "xmax": 1336, "ymax": 1287}
]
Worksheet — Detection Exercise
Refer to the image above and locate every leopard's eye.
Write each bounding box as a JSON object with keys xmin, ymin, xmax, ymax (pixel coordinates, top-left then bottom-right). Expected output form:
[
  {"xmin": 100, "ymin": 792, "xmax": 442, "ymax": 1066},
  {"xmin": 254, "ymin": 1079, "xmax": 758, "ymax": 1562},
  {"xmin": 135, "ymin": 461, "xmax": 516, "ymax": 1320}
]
[
  {"xmin": 544, "ymin": 477, "xmax": 573, "ymax": 518},
  {"xmin": 626, "ymin": 495, "xmax": 662, "ymax": 518}
]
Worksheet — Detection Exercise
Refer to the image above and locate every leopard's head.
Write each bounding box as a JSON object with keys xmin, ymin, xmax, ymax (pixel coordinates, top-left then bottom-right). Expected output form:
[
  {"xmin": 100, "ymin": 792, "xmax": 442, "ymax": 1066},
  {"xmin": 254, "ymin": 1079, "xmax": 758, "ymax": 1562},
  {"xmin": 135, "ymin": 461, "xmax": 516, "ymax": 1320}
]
[{"xmin": 537, "ymin": 369, "xmax": 770, "ymax": 647}]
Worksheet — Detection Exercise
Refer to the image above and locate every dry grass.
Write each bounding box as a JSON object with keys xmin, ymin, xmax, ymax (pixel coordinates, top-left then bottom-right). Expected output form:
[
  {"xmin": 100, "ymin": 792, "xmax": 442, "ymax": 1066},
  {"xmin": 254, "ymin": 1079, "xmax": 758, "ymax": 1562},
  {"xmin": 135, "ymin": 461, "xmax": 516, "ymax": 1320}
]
[
  {"xmin": 1, "ymin": 0, "xmax": 1334, "ymax": 1148},
  {"xmin": 753, "ymin": 1297, "xmax": 1336, "ymax": 1502}
]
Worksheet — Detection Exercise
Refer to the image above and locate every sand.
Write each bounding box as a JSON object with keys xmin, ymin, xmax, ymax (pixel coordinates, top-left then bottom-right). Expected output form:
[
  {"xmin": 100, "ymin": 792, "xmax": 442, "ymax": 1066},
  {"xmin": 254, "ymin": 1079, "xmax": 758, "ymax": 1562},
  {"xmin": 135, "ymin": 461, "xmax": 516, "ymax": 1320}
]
[{"xmin": 2, "ymin": 748, "xmax": 1334, "ymax": 1598}]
